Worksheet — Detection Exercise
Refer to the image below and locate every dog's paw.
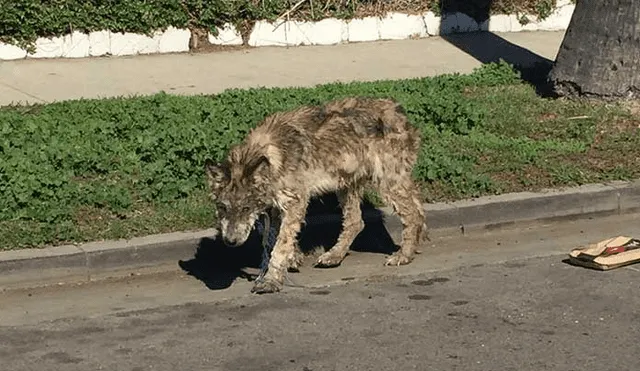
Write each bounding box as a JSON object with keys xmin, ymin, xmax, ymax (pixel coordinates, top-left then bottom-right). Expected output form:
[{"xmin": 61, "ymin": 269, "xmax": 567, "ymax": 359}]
[
  {"xmin": 314, "ymin": 251, "xmax": 345, "ymax": 268},
  {"xmin": 251, "ymin": 279, "xmax": 282, "ymax": 294},
  {"xmin": 384, "ymin": 252, "xmax": 413, "ymax": 266},
  {"xmin": 287, "ymin": 249, "xmax": 305, "ymax": 273}
]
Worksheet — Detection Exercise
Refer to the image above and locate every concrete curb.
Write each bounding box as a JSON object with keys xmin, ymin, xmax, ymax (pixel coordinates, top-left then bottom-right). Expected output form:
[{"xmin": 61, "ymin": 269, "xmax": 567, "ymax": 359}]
[
  {"xmin": 1, "ymin": 180, "xmax": 639, "ymax": 288},
  {"xmin": 0, "ymin": 2, "xmax": 575, "ymax": 60}
]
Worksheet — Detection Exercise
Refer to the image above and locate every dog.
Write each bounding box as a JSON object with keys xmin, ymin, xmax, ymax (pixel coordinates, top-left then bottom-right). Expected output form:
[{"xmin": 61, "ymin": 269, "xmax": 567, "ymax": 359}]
[{"xmin": 204, "ymin": 97, "xmax": 428, "ymax": 294}]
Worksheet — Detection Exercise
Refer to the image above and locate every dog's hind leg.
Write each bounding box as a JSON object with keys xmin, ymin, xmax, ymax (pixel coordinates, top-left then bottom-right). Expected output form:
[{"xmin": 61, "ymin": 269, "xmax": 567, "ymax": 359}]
[
  {"xmin": 315, "ymin": 187, "xmax": 365, "ymax": 268},
  {"xmin": 378, "ymin": 177, "xmax": 426, "ymax": 266}
]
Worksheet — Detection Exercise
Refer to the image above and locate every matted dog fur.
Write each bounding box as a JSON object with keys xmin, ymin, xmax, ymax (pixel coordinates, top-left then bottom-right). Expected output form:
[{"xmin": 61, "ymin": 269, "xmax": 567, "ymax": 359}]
[{"xmin": 205, "ymin": 97, "xmax": 428, "ymax": 293}]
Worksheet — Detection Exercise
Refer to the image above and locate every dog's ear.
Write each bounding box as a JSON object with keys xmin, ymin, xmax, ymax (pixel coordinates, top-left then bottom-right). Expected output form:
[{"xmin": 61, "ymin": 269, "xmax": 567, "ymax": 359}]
[
  {"xmin": 244, "ymin": 155, "xmax": 271, "ymax": 183},
  {"xmin": 204, "ymin": 159, "xmax": 229, "ymax": 196}
]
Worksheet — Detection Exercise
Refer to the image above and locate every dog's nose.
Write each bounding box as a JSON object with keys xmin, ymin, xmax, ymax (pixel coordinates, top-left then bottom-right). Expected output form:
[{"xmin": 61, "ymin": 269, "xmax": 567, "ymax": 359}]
[{"xmin": 223, "ymin": 236, "xmax": 239, "ymax": 247}]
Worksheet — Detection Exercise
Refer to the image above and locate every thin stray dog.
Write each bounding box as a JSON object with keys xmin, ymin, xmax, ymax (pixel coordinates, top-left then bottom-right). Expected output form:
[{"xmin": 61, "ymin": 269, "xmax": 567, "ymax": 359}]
[{"xmin": 204, "ymin": 97, "xmax": 428, "ymax": 294}]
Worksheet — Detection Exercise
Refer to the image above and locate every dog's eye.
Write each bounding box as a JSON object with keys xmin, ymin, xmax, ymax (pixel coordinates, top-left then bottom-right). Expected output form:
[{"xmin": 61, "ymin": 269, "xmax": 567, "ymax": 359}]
[{"xmin": 217, "ymin": 203, "xmax": 227, "ymax": 213}]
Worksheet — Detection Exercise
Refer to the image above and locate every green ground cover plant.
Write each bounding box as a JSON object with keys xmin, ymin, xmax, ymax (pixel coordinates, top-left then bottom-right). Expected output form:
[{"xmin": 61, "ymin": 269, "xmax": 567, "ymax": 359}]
[{"xmin": 1, "ymin": 61, "xmax": 638, "ymax": 250}]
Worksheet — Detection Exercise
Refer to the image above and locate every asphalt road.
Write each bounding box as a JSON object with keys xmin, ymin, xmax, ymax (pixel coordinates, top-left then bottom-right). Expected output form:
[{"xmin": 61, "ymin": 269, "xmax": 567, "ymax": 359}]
[{"xmin": 2, "ymin": 214, "xmax": 640, "ymax": 371}]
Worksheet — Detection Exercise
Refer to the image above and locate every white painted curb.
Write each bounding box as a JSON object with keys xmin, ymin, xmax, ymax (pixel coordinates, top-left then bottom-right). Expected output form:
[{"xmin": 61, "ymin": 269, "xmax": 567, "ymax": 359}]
[
  {"xmin": 0, "ymin": 3, "xmax": 575, "ymax": 61},
  {"xmin": 208, "ymin": 24, "xmax": 243, "ymax": 46}
]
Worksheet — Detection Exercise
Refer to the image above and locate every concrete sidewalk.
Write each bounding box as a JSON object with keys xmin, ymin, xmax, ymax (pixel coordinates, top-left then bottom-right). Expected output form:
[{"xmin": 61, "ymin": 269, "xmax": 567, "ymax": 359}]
[{"xmin": 0, "ymin": 31, "xmax": 565, "ymax": 106}]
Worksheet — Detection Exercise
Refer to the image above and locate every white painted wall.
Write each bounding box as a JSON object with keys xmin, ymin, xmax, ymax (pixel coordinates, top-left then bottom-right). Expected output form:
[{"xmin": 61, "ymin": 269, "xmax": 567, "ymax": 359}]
[{"xmin": 0, "ymin": 3, "xmax": 575, "ymax": 61}]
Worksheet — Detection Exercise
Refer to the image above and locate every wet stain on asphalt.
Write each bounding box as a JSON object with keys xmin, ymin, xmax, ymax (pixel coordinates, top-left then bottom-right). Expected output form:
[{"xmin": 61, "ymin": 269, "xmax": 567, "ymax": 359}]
[
  {"xmin": 410, "ymin": 279, "xmax": 431, "ymax": 286},
  {"xmin": 309, "ymin": 290, "xmax": 331, "ymax": 295},
  {"xmin": 408, "ymin": 294, "xmax": 432, "ymax": 301},
  {"xmin": 411, "ymin": 277, "xmax": 450, "ymax": 286}
]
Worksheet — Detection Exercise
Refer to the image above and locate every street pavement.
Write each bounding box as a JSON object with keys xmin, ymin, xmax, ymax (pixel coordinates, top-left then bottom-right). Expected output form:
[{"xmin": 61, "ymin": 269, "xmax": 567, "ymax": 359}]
[
  {"xmin": 1, "ymin": 213, "xmax": 639, "ymax": 371},
  {"xmin": 0, "ymin": 31, "xmax": 565, "ymax": 106}
]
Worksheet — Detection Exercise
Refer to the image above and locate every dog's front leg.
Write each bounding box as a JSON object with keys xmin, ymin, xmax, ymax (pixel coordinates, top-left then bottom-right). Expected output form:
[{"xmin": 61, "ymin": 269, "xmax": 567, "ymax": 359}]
[{"xmin": 251, "ymin": 200, "xmax": 307, "ymax": 294}]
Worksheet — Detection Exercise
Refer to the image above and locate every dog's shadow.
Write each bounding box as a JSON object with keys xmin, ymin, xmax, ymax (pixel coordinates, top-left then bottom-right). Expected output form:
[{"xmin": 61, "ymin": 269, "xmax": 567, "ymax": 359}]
[{"xmin": 178, "ymin": 194, "xmax": 399, "ymax": 290}]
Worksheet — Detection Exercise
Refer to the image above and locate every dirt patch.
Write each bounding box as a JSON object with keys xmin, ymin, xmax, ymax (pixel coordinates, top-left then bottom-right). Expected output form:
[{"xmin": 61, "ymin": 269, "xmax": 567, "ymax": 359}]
[
  {"xmin": 538, "ymin": 112, "xmax": 558, "ymax": 122},
  {"xmin": 191, "ymin": 43, "xmax": 248, "ymax": 54},
  {"xmin": 621, "ymin": 99, "xmax": 640, "ymax": 116},
  {"xmin": 489, "ymin": 165, "xmax": 556, "ymax": 193},
  {"xmin": 592, "ymin": 116, "xmax": 640, "ymax": 147},
  {"xmin": 563, "ymin": 116, "xmax": 640, "ymax": 177}
]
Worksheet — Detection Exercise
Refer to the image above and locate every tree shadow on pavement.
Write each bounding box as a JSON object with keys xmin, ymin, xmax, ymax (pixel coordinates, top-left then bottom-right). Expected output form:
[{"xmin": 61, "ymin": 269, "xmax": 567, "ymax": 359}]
[
  {"xmin": 438, "ymin": 0, "xmax": 556, "ymax": 97},
  {"xmin": 178, "ymin": 194, "xmax": 398, "ymax": 291}
]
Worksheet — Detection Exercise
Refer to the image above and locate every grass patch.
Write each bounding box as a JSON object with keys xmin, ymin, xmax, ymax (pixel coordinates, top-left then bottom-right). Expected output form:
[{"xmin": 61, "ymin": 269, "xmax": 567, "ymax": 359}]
[{"xmin": 1, "ymin": 61, "xmax": 639, "ymax": 250}]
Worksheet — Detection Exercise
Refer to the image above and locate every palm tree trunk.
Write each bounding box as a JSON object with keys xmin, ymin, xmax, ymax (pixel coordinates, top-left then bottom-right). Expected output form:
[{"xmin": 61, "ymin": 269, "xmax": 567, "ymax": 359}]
[{"xmin": 549, "ymin": 0, "xmax": 640, "ymax": 99}]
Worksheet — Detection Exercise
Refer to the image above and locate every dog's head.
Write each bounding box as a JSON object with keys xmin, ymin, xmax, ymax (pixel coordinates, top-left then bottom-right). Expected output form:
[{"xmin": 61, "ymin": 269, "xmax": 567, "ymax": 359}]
[{"xmin": 204, "ymin": 154, "xmax": 272, "ymax": 247}]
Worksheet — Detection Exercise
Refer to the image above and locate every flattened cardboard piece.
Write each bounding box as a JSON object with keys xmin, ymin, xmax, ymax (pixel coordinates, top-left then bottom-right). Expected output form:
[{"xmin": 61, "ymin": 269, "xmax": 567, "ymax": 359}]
[{"xmin": 569, "ymin": 236, "xmax": 640, "ymax": 270}]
